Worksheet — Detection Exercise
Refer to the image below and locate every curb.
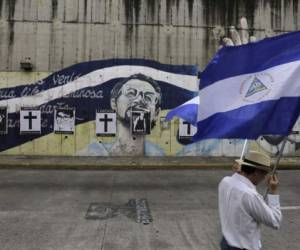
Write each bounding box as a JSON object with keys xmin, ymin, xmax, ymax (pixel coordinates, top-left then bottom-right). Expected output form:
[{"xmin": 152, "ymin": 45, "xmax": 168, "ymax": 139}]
[{"xmin": 0, "ymin": 156, "xmax": 299, "ymax": 170}]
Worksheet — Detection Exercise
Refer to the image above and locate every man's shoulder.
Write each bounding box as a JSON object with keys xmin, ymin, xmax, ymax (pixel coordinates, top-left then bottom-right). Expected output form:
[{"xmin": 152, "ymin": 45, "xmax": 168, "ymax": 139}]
[
  {"xmin": 219, "ymin": 175, "xmax": 232, "ymax": 189},
  {"xmin": 220, "ymin": 174, "xmax": 234, "ymax": 183},
  {"xmin": 219, "ymin": 174, "xmax": 257, "ymax": 194}
]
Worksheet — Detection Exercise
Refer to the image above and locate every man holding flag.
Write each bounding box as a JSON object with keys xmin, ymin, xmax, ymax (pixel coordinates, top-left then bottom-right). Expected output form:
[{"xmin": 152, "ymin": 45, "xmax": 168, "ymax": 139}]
[
  {"xmin": 219, "ymin": 150, "xmax": 281, "ymax": 250},
  {"xmin": 205, "ymin": 20, "xmax": 290, "ymax": 250}
]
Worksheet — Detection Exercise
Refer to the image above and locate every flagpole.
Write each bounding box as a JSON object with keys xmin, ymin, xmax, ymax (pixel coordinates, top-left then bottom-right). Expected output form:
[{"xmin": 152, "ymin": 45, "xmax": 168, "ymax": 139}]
[
  {"xmin": 240, "ymin": 139, "xmax": 248, "ymax": 160},
  {"xmin": 263, "ymin": 136, "xmax": 288, "ymax": 199}
]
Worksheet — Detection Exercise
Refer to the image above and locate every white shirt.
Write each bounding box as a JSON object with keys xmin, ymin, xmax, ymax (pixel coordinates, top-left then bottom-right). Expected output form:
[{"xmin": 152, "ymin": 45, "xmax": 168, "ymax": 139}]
[{"xmin": 218, "ymin": 173, "xmax": 282, "ymax": 250}]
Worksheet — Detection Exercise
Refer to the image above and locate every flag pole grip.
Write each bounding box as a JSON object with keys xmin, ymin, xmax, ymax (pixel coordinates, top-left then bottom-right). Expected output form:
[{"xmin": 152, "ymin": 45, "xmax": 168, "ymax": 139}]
[{"xmin": 263, "ymin": 136, "xmax": 288, "ymax": 200}]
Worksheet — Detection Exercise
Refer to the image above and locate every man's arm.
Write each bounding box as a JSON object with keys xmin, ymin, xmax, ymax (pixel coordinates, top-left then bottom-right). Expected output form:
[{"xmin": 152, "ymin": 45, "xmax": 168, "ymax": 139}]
[
  {"xmin": 243, "ymin": 192, "xmax": 282, "ymax": 229},
  {"xmin": 242, "ymin": 175, "xmax": 282, "ymax": 229}
]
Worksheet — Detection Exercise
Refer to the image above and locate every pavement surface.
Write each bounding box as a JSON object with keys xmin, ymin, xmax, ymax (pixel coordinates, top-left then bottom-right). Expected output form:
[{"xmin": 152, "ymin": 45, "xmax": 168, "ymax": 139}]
[{"xmin": 0, "ymin": 169, "xmax": 299, "ymax": 250}]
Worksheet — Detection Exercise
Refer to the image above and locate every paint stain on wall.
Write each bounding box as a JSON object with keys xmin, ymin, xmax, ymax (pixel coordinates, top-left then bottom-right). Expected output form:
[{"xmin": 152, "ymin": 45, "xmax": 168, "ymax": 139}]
[
  {"xmin": 0, "ymin": 0, "xmax": 3, "ymax": 18},
  {"xmin": 202, "ymin": 0, "xmax": 256, "ymax": 27},
  {"xmin": 83, "ymin": 0, "xmax": 88, "ymax": 21},
  {"xmin": 133, "ymin": 0, "xmax": 141, "ymax": 22},
  {"xmin": 52, "ymin": 0, "xmax": 58, "ymax": 19},
  {"xmin": 187, "ymin": 0, "xmax": 194, "ymax": 20},
  {"xmin": 133, "ymin": 0, "xmax": 141, "ymax": 56},
  {"xmin": 146, "ymin": 0, "xmax": 155, "ymax": 22},
  {"xmin": 166, "ymin": 0, "xmax": 172, "ymax": 24},
  {"xmin": 237, "ymin": 0, "xmax": 258, "ymax": 29},
  {"xmin": 292, "ymin": 0, "xmax": 298, "ymax": 29},
  {"xmin": 6, "ymin": 0, "xmax": 16, "ymax": 20},
  {"xmin": 270, "ymin": 0, "xmax": 281, "ymax": 30},
  {"xmin": 282, "ymin": 0, "xmax": 298, "ymax": 30},
  {"xmin": 124, "ymin": 0, "xmax": 133, "ymax": 52},
  {"xmin": 166, "ymin": 0, "xmax": 179, "ymax": 25},
  {"xmin": 124, "ymin": 0, "xmax": 141, "ymax": 23},
  {"xmin": 4, "ymin": 0, "xmax": 16, "ymax": 70},
  {"xmin": 8, "ymin": 21, "xmax": 14, "ymax": 45},
  {"xmin": 166, "ymin": 33, "xmax": 171, "ymax": 60},
  {"xmin": 123, "ymin": 0, "xmax": 142, "ymax": 55},
  {"xmin": 6, "ymin": 0, "xmax": 16, "ymax": 45}
]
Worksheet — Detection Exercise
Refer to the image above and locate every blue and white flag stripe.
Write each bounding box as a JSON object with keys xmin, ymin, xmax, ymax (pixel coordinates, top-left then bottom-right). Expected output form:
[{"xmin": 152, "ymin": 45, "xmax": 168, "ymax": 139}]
[
  {"xmin": 198, "ymin": 61, "xmax": 300, "ymax": 121},
  {"xmin": 166, "ymin": 96, "xmax": 199, "ymax": 125},
  {"xmin": 194, "ymin": 31, "xmax": 300, "ymax": 140},
  {"xmin": 196, "ymin": 98, "xmax": 300, "ymax": 139}
]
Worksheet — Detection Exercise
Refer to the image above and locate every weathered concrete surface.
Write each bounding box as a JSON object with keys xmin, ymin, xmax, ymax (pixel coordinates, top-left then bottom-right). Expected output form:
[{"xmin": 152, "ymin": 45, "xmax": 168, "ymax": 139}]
[
  {"xmin": 0, "ymin": 169, "xmax": 299, "ymax": 250},
  {"xmin": 0, "ymin": 0, "xmax": 299, "ymax": 72}
]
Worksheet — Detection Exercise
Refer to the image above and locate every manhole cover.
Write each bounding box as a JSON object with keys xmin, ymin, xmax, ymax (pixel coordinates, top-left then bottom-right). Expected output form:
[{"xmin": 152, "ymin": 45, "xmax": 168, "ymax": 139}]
[{"xmin": 86, "ymin": 198, "xmax": 152, "ymax": 224}]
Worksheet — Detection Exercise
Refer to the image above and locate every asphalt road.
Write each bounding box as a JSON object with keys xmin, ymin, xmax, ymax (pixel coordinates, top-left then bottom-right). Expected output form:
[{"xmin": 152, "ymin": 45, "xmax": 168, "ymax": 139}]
[{"xmin": 0, "ymin": 169, "xmax": 299, "ymax": 250}]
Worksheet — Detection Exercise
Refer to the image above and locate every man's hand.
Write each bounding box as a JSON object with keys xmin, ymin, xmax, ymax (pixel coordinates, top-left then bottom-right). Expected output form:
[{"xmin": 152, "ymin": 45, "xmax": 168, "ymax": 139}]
[{"xmin": 268, "ymin": 174, "xmax": 279, "ymax": 194}]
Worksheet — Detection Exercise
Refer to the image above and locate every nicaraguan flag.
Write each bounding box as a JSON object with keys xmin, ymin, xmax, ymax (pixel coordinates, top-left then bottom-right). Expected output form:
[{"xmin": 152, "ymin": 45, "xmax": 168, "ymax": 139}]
[
  {"xmin": 166, "ymin": 96, "xmax": 199, "ymax": 125},
  {"xmin": 194, "ymin": 30, "xmax": 300, "ymax": 140}
]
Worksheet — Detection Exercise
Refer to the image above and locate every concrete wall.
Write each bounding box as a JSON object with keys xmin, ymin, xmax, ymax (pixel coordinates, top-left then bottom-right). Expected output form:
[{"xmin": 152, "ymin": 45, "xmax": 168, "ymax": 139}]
[
  {"xmin": 1, "ymin": 0, "xmax": 299, "ymax": 72},
  {"xmin": 1, "ymin": 0, "xmax": 300, "ymax": 157}
]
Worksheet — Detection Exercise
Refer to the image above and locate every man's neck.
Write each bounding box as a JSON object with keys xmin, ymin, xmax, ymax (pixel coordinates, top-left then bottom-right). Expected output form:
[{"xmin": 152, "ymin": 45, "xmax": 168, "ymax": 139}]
[
  {"xmin": 239, "ymin": 172, "xmax": 257, "ymax": 186},
  {"xmin": 110, "ymin": 121, "xmax": 144, "ymax": 156}
]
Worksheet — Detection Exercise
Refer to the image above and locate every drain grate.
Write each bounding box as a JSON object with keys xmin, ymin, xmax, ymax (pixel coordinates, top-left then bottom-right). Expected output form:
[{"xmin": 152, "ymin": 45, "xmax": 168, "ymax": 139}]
[{"xmin": 85, "ymin": 198, "xmax": 152, "ymax": 224}]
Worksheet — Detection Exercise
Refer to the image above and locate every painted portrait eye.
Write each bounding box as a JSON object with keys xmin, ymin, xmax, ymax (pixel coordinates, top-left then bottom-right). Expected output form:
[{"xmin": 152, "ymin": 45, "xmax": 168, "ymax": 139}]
[
  {"xmin": 144, "ymin": 92, "xmax": 155, "ymax": 104},
  {"xmin": 125, "ymin": 88, "xmax": 137, "ymax": 98},
  {"xmin": 144, "ymin": 95, "xmax": 152, "ymax": 103}
]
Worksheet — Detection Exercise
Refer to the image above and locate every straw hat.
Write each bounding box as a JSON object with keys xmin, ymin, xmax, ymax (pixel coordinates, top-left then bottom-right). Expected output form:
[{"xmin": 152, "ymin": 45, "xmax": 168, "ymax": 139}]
[{"xmin": 235, "ymin": 151, "xmax": 271, "ymax": 172}]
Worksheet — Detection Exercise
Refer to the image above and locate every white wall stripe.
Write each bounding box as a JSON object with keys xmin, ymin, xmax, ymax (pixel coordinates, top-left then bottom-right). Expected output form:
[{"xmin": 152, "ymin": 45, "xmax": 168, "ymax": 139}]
[{"xmin": 1, "ymin": 65, "xmax": 198, "ymax": 113}]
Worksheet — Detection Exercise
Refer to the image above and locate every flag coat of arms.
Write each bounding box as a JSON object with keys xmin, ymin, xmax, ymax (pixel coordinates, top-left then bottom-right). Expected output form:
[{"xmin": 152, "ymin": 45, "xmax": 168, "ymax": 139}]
[{"xmin": 194, "ymin": 30, "xmax": 300, "ymax": 141}]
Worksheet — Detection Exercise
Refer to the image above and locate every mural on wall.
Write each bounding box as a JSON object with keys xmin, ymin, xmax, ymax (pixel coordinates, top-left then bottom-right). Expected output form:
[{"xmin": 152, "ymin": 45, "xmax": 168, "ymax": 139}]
[
  {"xmin": 0, "ymin": 59, "xmax": 199, "ymax": 156},
  {"xmin": 1, "ymin": 57, "xmax": 299, "ymax": 157},
  {"xmin": 77, "ymin": 64, "xmax": 198, "ymax": 156},
  {"xmin": 91, "ymin": 73, "xmax": 163, "ymax": 155}
]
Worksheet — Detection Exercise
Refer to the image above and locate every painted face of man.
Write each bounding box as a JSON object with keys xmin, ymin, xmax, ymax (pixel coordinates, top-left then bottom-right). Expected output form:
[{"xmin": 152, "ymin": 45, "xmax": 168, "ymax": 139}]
[{"xmin": 113, "ymin": 79, "xmax": 160, "ymax": 125}]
